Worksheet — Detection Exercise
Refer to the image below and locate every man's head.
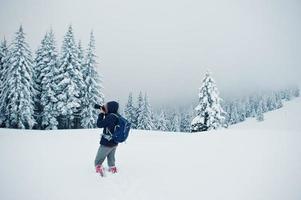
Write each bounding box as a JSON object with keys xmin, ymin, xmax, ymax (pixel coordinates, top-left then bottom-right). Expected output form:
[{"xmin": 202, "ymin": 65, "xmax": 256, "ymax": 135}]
[{"xmin": 104, "ymin": 101, "xmax": 119, "ymax": 114}]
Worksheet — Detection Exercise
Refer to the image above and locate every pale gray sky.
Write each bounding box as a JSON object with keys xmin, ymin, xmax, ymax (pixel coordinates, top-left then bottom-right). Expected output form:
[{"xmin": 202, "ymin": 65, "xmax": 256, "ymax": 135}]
[{"xmin": 0, "ymin": 0, "xmax": 300, "ymax": 107}]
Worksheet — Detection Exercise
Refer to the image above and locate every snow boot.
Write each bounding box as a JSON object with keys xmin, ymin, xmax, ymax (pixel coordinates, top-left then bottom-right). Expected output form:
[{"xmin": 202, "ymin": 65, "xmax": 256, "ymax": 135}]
[
  {"xmin": 108, "ymin": 166, "xmax": 118, "ymax": 174},
  {"xmin": 95, "ymin": 165, "xmax": 105, "ymax": 177}
]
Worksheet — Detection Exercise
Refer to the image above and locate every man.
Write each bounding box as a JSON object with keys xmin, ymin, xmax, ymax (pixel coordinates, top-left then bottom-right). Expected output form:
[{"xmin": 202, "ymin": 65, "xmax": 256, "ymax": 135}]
[{"xmin": 94, "ymin": 101, "xmax": 119, "ymax": 176}]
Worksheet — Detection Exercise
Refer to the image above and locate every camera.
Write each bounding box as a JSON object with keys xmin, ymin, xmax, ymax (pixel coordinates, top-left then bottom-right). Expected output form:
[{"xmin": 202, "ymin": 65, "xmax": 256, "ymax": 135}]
[{"xmin": 94, "ymin": 104, "xmax": 105, "ymax": 112}]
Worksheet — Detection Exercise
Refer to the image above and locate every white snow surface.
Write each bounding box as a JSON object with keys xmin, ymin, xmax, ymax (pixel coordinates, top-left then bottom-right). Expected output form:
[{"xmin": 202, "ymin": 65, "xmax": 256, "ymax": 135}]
[{"xmin": 0, "ymin": 98, "xmax": 301, "ymax": 200}]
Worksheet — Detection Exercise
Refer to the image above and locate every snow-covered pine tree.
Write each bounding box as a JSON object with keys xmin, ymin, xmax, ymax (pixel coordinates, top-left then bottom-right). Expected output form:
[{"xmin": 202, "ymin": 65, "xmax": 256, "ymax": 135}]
[
  {"xmin": 34, "ymin": 31, "xmax": 61, "ymax": 130},
  {"xmin": 0, "ymin": 38, "xmax": 8, "ymax": 94},
  {"xmin": 55, "ymin": 25, "xmax": 85, "ymax": 129},
  {"xmin": 248, "ymin": 96, "xmax": 257, "ymax": 118},
  {"xmin": 74, "ymin": 40, "xmax": 85, "ymax": 127},
  {"xmin": 191, "ymin": 71, "xmax": 226, "ymax": 132},
  {"xmin": 256, "ymin": 100, "xmax": 264, "ymax": 121},
  {"xmin": 0, "ymin": 38, "xmax": 9, "ymax": 127},
  {"xmin": 266, "ymin": 94, "xmax": 275, "ymax": 111},
  {"xmin": 284, "ymin": 88, "xmax": 292, "ymax": 101},
  {"xmin": 243, "ymin": 97, "xmax": 252, "ymax": 118},
  {"xmin": 293, "ymin": 86, "xmax": 300, "ymax": 97},
  {"xmin": 137, "ymin": 93, "xmax": 153, "ymax": 130},
  {"xmin": 172, "ymin": 113, "xmax": 181, "ymax": 132},
  {"xmin": 275, "ymin": 91, "xmax": 283, "ymax": 109},
  {"xmin": 124, "ymin": 92, "xmax": 137, "ymax": 128},
  {"xmin": 164, "ymin": 109, "xmax": 173, "ymax": 131},
  {"xmin": 261, "ymin": 96, "xmax": 268, "ymax": 113},
  {"xmin": 80, "ymin": 31, "xmax": 105, "ymax": 128},
  {"xmin": 77, "ymin": 40, "xmax": 84, "ymax": 66},
  {"xmin": 168, "ymin": 111, "xmax": 181, "ymax": 132},
  {"xmin": 150, "ymin": 109, "xmax": 157, "ymax": 130},
  {"xmin": 156, "ymin": 110, "xmax": 168, "ymax": 131},
  {"xmin": 136, "ymin": 91, "xmax": 144, "ymax": 127},
  {"xmin": 33, "ymin": 33, "xmax": 45, "ymax": 128},
  {"xmin": 0, "ymin": 26, "xmax": 36, "ymax": 129},
  {"xmin": 228, "ymin": 102, "xmax": 239, "ymax": 125},
  {"xmin": 180, "ymin": 109, "xmax": 192, "ymax": 132},
  {"xmin": 237, "ymin": 99, "xmax": 246, "ymax": 122}
]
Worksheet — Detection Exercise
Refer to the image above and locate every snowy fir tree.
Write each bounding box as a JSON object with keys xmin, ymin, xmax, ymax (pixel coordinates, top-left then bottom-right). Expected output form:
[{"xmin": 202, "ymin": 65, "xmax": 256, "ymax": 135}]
[
  {"xmin": 237, "ymin": 100, "xmax": 247, "ymax": 122},
  {"xmin": 33, "ymin": 33, "xmax": 46, "ymax": 128},
  {"xmin": 54, "ymin": 25, "xmax": 85, "ymax": 129},
  {"xmin": 145, "ymin": 94, "xmax": 155, "ymax": 130},
  {"xmin": 164, "ymin": 109, "xmax": 174, "ymax": 131},
  {"xmin": 256, "ymin": 100, "xmax": 264, "ymax": 122},
  {"xmin": 168, "ymin": 111, "xmax": 180, "ymax": 132},
  {"xmin": 137, "ymin": 93, "xmax": 153, "ymax": 130},
  {"xmin": 80, "ymin": 31, "xmax": 104, "ymax": 128},
  {"xmin": 150, "ymin": 109, "xmax": 157, "ymax": 130},
  {"xmin": 156, "ymin": 111, "xmax": 168, "ymax": 131},
  {"xmin": 136, "ymin": 91, "xmax": 144, "ymax": 127},
  {"xmin": 75, "ymin": 39, "xmax": 86, "ymax": 127},
  {"xmin": 0, "ymin": 38, "xmax": 9, "ymax": 127},
  {"xmin": 34, "ymin": 31, "xmax": 60, "ymax": 130},
  {"xmin": 171, "ymin": 113, "xmax": 181, "ymax": 132},
  {"xmin": 265, "ymin": 94, "xmax": 276, "ymax": 111},
  {"xmin": 124, "ymin": 92, "xmax": 137, "ymax": 129},
  {"xmin": 228, "ymin": 102, "xmax": 240, "ymax": 125},
  {"xmin": 293, "ymin": 86, "xmax": 300, "ymax": 97},
  {"xmin": 191, "ymin": 71, "xmax": 226, "ymax": 132},
  {"xmin": 0, "ymin": 38, "xmax": 8, "ymax": 94},
  {"xmin": 0, "ymin": 26, "xmax": 36, "ymax": 129},
  {"xmin": 77, "ymin": 40, "xmax": 85, "ymax": 67},
  {"xmin": 180, "ymin": 112, "xmax": 192, "ymax": 132},
  {"xmin": 76, "ymin": 39, "xmax": 87, "ymax": 124}
]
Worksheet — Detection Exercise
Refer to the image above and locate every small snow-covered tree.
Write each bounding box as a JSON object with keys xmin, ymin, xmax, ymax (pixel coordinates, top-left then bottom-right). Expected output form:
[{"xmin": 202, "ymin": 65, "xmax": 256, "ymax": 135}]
[
  {"xmin": 136, "ymin": 91, "xmax": 144, "ymax": 124},
  {"xmin": 80, "ymin": 31, "xmax": 105, "ymax": 128},
  {"xmin": 164, "ymin": 109, "xmax": 173, "ymax": 131},
  {"xmin": 172, "ymin": 114, "xmax": 181, "ymax": 132},
  {"xmin": 256, "ymin": 100, "xmax": 264, "ymax": 122},
  {"xmin": 237, "ymin": 100, "xmax": 246, "ymax": 122},
  {"xmin": 34, "ymin": 31, "xmax": 60, "ymax": 130},
  {"xmin": 0, "ymin": 38, "xmax": 9, "ymax": 127},
  {"xmin": 137, "ymin": 93, "xmax": 153, "ymax": 130},
  {"xmin": 169, "ymin": 111, "xmax": 181, "ymax": 132},
  {"xmin": 275, "ymin": 92, "xmax": 283, "ymax": 109},
  {"xmin": 191, "ymin": 71, "xmax": 226, "ymax": 132},
  {"xmin": 0, "ymin": 26, "xmax": 36, "ymax": 129},
  {"xmin": 55, "ymin": 25, "xmax": 84, "ymax": 129},
  {"xmin": 156, "ymin": 111, "xmax": 168, "ymax": 131},
  {"xmin": 124, "ymin": 92, "xmax": 137, "ymax": 128},
  {"xmin": 180, "ymin": 110, "xmax": 192, "ymax": 132},
  {"xmin": 228, "ymin": 102, "xmax": 239, "ymax": 125},
  {"xmin": 293, "ymin": 86, "xmax": 300, "ymax": 97},
  {"xmin": 266, "ymin": 94, "xmax": 276, "ymax": 111}
]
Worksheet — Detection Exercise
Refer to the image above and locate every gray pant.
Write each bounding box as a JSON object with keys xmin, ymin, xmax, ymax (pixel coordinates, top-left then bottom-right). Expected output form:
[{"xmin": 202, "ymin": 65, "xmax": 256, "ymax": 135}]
[{"xmin": 94, "ymin": 145, "xmax": 117, "ymax": 167}]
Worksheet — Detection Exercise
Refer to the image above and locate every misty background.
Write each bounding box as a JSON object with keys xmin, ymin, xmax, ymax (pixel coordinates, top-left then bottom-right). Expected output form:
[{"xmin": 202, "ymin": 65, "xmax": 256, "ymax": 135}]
[{"xmin": 0, "ymin": 0, "xmax": 300, "ymax": 108}]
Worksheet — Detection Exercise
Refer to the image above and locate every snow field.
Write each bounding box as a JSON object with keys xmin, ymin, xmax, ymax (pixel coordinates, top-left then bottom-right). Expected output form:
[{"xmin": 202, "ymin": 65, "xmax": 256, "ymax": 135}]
[{"xmin": 0, "ymin": 97, "xmax": 300, "ymax": 200}]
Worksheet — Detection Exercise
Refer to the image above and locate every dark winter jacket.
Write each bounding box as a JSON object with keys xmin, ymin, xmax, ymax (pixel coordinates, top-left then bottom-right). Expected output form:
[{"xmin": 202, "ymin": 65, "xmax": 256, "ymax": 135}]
[{"xmin": 97, "ymin": 101, "xmax": 119, "ymax": 147}]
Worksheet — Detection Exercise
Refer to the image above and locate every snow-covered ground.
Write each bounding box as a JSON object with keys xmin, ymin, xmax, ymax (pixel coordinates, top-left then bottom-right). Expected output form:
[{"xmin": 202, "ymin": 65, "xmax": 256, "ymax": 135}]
[{"xmin": 0, "ymin": 98, "xmax": 300, "ymax": 200}]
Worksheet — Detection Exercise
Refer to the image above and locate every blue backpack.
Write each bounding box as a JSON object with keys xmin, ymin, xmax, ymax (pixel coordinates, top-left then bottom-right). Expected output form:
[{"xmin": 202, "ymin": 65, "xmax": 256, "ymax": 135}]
[{"xmin": 111, "ymin": 113, "xmax": 131, "ymax": 143}]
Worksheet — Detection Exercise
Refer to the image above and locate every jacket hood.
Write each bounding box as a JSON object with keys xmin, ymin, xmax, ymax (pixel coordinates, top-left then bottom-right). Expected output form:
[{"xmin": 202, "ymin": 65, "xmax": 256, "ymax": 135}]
[{"xmin": 106, "ymin": 101, "xmax": 119, "ymax": 113}]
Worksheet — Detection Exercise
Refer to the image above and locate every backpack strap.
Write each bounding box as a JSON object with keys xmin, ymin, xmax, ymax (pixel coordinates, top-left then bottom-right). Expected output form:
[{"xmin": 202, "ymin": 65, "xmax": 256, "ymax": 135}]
[
  {"xmin": 110, "ymin": 113, "xmax": 120, "ymax": 119},
  {"xmin": 105, "ymin": 113, "xmax": 120, "ymax": 136}
]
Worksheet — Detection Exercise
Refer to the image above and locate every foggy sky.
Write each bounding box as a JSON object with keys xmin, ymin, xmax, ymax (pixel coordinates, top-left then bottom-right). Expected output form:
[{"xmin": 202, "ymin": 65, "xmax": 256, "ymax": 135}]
[{"xmin": 0, "ymin": 0, "xmax": 300, "ymax": 107}]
